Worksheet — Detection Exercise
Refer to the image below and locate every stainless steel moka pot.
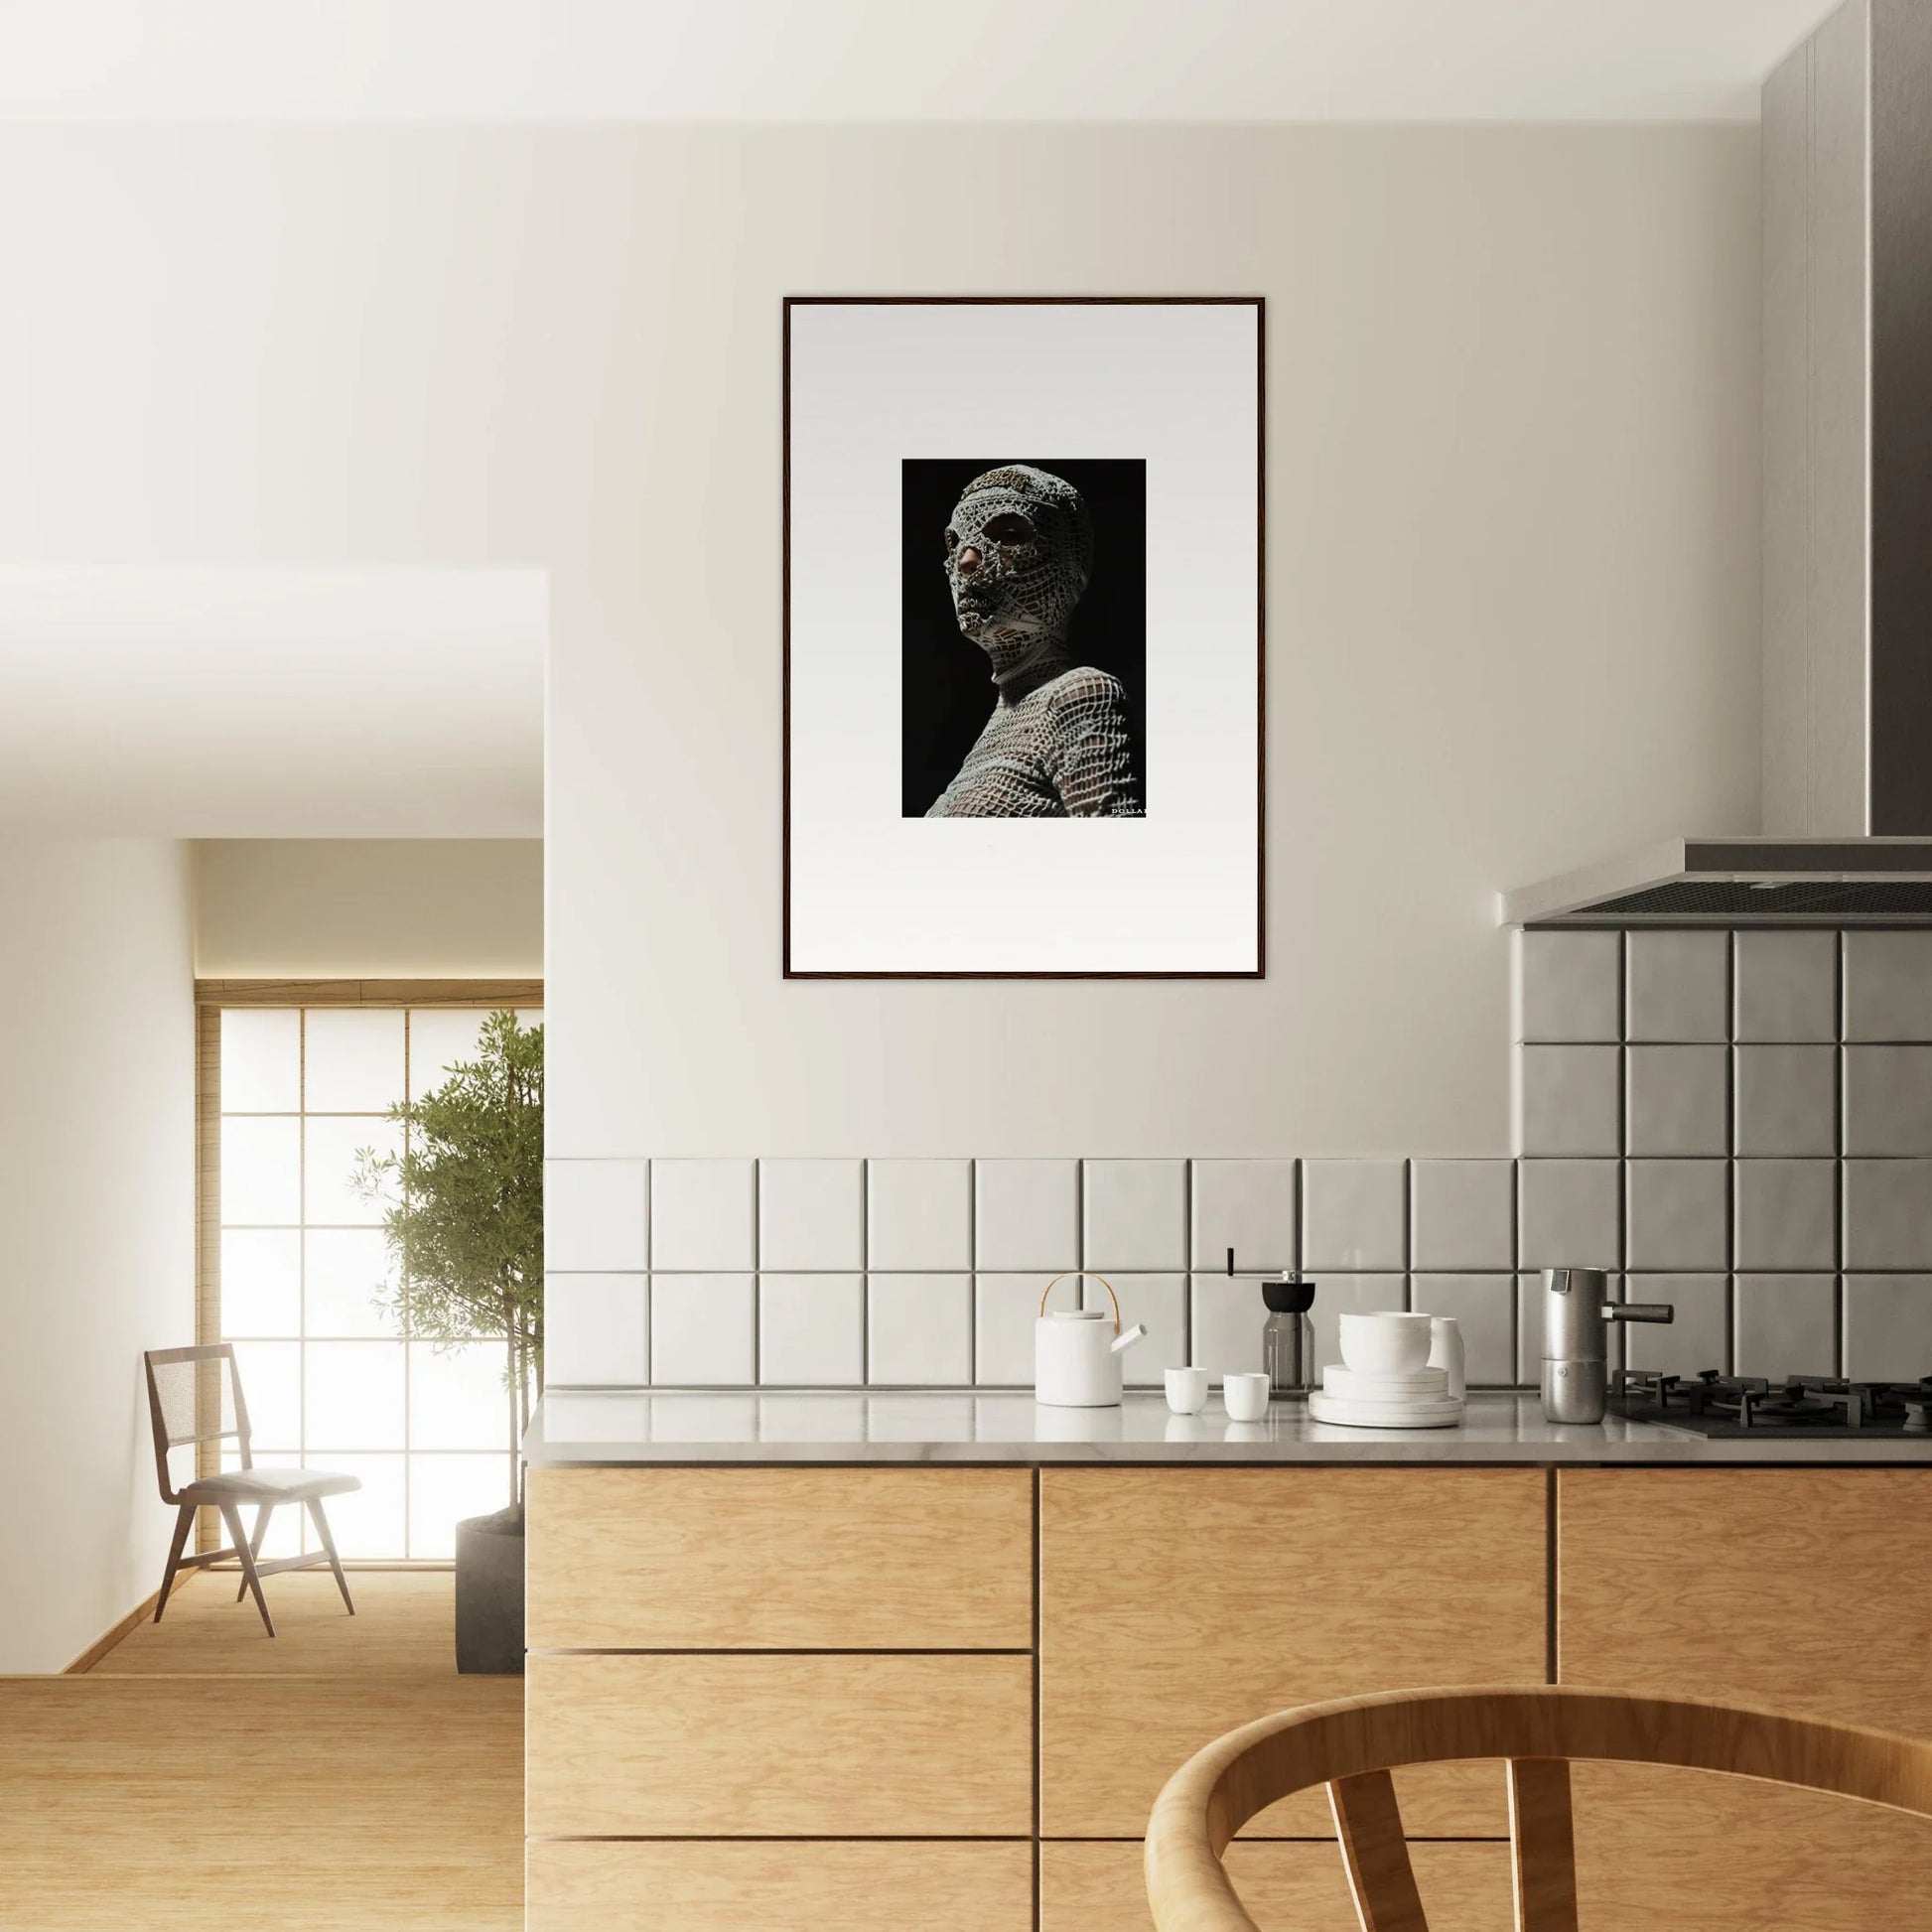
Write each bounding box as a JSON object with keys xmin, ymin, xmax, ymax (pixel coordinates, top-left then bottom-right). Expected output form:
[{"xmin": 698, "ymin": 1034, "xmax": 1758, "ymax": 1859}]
[{"xmin": 1541, "ymin": 1267, "xmax": 1674, "ymax": 1424}]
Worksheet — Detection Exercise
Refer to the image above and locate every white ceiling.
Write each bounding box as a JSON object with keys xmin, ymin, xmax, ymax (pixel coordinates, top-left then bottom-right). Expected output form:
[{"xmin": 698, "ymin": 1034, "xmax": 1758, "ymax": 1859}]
[
  {"xmin": 0, "ymin": 568, "xmax": 545, "ymax": 838},
  {"xmin": 0, "ymin": 0, "xmax": 1839, "ymax": 123}
]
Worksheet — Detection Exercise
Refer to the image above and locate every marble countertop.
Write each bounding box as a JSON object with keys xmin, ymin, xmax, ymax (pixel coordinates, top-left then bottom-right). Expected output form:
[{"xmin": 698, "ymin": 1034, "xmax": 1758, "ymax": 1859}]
[{"xmin": 523, "ymin": 1389, "xmax": 1932, "ymax": 1465}]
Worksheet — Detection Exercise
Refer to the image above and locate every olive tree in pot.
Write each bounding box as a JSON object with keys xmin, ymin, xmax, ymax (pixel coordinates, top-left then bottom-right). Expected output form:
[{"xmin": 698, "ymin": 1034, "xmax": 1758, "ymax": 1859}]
[{"xmin": 354, "ymin": 1010, "xmax": 542, "ymax": 1674}]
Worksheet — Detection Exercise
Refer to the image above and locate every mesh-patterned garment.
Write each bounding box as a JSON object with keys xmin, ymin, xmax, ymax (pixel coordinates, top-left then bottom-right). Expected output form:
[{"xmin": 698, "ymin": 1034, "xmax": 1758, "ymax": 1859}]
[
  {"xmin": 925, "ymin": 660, "xmax": 1143, "ymax": 817},
  {"xmin": 929, "ymin": 463, "xmax": 1144, "ymax": 818}
]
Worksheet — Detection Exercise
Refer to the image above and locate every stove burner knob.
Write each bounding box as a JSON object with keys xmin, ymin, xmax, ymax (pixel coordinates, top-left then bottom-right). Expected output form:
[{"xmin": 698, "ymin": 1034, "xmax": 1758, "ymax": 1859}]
[{"xmin": 1905, "ymin": 1402, "xmax": 1931, "ymax": 1436}]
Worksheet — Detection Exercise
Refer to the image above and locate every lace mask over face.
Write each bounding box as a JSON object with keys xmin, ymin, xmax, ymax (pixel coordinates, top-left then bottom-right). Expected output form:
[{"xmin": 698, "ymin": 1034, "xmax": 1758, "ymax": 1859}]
[{"xmin": 942, "ymin": 465, "xmax": 1094, "ymax": 678}]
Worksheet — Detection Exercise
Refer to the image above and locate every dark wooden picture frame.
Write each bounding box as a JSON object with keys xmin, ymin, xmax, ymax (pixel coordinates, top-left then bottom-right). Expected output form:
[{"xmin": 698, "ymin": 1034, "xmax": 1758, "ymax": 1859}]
[{"xmin": 783, "ymin": 295, "xmax": 1266, "ymax": 980}]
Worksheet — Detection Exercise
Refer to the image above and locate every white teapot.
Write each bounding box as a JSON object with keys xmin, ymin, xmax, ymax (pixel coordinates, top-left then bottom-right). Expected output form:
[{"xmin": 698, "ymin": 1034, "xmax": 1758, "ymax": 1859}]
[{"xmin": 1035, "ymin": 1273, "xmax": 1147, "ymax": 1408}]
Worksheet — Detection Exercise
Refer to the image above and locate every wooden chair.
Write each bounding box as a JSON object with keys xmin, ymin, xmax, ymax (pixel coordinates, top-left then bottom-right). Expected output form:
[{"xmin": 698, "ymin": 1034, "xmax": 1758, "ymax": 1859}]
[
  {"xmin": 144, "ymin": 1343, "xmax": 361, "ymax": 1638},
  {"xmin": 1144, "ymin": 1684, "xmax": 1932, "ymax": 1931}
]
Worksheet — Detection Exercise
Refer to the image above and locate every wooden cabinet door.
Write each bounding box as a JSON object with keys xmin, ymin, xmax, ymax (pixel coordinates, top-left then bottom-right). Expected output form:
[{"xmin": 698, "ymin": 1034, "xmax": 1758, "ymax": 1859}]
[
  {"xmin": 526, "ymin": 1466, "xmax": 1033, "ymax": 1649},
  {"xmin": 1040, "ymin": 1841, "xmax": 1512, "ymax": 1932},
  {"xmin": 1039, "ymin": 1468, "xmax": 1547, "ymax": 1839},
  {"xmin": 1559, "ymin": 1469, "xmax": 1932, "ymax": 1930},
  {"xmin": 527, "ymin": 1653, "xmax": 1034, "ymax": 1837},
  {"xmin": 529, "ymin": 1842, "xmax": 1035, "ymax": 1932}
]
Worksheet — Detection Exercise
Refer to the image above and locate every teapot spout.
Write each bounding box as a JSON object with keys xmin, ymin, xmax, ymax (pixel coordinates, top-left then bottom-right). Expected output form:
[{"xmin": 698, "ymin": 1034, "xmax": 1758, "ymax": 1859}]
[{"xmin": 1111, "ymin": 1322, "xmax": 1149, "ymax": 1355}]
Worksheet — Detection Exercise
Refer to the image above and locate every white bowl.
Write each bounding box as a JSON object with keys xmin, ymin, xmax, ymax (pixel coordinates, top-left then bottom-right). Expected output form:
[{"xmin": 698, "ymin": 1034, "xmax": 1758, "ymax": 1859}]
[{"xmin": 1337, "ymin": 1310, "xmax": 1436, "ymax": 1375}]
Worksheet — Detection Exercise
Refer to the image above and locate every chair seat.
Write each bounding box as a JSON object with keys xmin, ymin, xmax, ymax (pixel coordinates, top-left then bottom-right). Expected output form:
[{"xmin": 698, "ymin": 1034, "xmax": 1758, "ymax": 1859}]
[{"xmin": 179, "ymin": 1466, "xmax": 362, "ymax": 1504}]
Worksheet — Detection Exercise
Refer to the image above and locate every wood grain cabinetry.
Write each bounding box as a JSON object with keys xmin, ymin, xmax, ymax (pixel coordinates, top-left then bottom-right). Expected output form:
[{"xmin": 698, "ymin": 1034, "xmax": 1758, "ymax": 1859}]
[
  {"xmin": 526, "ymin": 1652, "xmax": 1034, "ymax": 1837},
  {"xmin": 1558, "ymin": 1469, "xmax": 1932, "ymax": 1929},
  {"xmin": 1039, "ymin": 1467, "xmax": 1547, "ymax": 1838},
  {"xmin": 526, "ymin": 1465, "xmax": 1032, "ymax": 1648},
  {"xmin": 526, "ymin": 1467, "xmax": 1037, "ymax": 1930},
  {"xmin": 527, "ymin": 1842, "xmax": 1035, "ymax": 1932},
  {"xmin": 1040, "ymin": 1840, "xmax": 1514, "ymax": 1932},
  {"xmin": 528, "ymin": 1460, "xmax": 1929, "ymax": 1929}
]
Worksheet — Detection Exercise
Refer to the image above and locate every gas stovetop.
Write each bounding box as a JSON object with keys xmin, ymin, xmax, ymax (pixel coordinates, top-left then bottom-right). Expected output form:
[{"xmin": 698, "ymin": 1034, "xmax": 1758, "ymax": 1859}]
[{"xmin": 1610, "ymin": 1369, "xmax": 1932, "ymax": 1439}]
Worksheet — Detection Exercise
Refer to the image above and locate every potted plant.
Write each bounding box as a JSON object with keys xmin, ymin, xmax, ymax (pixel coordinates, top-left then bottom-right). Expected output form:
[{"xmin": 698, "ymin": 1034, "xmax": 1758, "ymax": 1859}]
[{"xmin": 353, "ymin": 1009, "xmax": 543, "ymax": 1673}]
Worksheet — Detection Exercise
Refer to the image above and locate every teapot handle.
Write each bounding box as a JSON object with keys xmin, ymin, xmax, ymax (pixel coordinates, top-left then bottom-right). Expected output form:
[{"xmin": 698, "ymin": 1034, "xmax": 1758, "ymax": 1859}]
[{"xmin": 1039, "ymin": 1270, "xmax": 1122, "ymax": 1334}]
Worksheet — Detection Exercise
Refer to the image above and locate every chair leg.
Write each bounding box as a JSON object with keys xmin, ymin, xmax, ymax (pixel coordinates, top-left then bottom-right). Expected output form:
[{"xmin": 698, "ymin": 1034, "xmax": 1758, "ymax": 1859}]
[
  {"xmin": 219, "ymin": 1501, "xmax": 276, "ymax": 1637},
  {"xmin": 308, "ymin": 1495, "xmax": 355, "ymax": 1615},
  {"xmin": 153, "ymin": 1501, "xmax": 196, "ymax": 1623},
  {"xmin": 236, "ymin": 1502, "xmax": 273, "ymax": 1602}
]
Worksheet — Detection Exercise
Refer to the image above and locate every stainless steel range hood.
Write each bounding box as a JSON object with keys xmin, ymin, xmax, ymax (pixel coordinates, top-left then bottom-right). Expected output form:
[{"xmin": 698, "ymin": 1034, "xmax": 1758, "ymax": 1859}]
[{"xmin": 1501, "ymin": 0, "xmax": 1932, "ymax": 928}]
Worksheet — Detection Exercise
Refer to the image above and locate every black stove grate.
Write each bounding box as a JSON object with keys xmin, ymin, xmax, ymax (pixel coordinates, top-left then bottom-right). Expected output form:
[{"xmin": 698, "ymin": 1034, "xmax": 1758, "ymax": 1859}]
[{"xmin": 1611, "ymin": 1369, "xmax": 1932, "ymax": 1439}]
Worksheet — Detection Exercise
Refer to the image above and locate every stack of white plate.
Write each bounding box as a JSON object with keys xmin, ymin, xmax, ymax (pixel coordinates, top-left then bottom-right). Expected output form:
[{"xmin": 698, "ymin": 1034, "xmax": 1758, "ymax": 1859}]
[{"xmin": 1307, "ymin": 1311, "xmax": 1465, "ymax": 1429}]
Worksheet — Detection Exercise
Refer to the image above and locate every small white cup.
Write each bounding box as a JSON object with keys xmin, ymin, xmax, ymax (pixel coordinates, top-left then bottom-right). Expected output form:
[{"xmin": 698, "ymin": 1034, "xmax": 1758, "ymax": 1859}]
[
  {"xmin": 1165, "ymin": 1366, "xmax": 1210, "ymax": 1415},
  {"xmin": 1222, "ymin": 1371, "xmax": 1272, "ymax": 1423}
]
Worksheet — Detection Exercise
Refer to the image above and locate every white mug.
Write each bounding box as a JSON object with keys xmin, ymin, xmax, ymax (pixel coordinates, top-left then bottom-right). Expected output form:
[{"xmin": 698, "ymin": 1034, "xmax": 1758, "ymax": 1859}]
[
  {"xmin": 1427, "ymin": 1315, "xmax": 1466, "ymax": 1400},
  {"xmin": 1165, "ymin": 1366, "xmax": 1210, "ymax": 1415},
  {"xmin": 1222, "ymin": 1371, "xmax": 1271, "ymax": 1423}
]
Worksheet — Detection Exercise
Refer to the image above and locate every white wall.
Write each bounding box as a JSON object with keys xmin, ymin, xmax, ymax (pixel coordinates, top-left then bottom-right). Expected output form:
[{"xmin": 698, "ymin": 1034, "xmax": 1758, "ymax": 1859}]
[
  {"xmin": 0, "ymin": 841, "xmax": 194, "ymax": 1672},
  {"xmin": 0, "ymin": 124, "xmax": 1761, "ymax": 1160},
  {"xmin": 195, "ymin": 839, "xmax": 544, "ymax": 977}
]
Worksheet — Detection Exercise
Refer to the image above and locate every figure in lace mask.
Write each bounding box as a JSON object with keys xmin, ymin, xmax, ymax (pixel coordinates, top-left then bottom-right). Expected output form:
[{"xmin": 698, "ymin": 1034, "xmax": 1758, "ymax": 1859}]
[{"xmin": 924, "ymin": 465, "xmax": 1144, "ymax": 818}]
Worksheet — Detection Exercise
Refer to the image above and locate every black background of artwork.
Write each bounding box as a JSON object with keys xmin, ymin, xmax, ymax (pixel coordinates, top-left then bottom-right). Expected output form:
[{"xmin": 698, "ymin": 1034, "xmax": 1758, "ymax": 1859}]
[{"xmin": 899, "ymin": 458, "xmax": 1148, "ymax": 817}]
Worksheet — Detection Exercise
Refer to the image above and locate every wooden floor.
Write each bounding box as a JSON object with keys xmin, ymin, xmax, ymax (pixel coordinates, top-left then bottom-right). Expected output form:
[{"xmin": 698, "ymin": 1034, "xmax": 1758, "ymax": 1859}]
[{"xmin": 0, "ymin": 1571, "xmax": 522, "ymax": 1930}]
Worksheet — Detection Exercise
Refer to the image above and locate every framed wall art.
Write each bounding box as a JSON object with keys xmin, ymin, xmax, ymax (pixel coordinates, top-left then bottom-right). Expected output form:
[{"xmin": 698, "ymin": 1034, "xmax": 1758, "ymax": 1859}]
[{"xmin": 783, "ymin": 297, "xmax": 1263, "ymax": 978}]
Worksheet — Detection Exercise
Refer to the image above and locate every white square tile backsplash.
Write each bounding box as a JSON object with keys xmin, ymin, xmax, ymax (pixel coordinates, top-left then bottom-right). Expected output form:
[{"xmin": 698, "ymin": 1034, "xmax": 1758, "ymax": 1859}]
[
  {"xmin": 1517, "ymin": 1046, "xmax": 1621, "ymax": 1157},
  {"xmin": 544, "ymin": 1274, "xmax": 647, "ymax": 1386},
  {"xmin": 1410, "ymin": 1160, "xmax": 1514, "ymax": 1272},
  {"xmin": 548, "ymin": 931, "xmax": 1932, "ymax": 1393},
  {"xmin": 1189, "ymin": 1159, "xmax": 1296, "ymax": 1271},
  {"xmin": 544, "ymin": 1159, "xmax": 647, "ymax": 1273},
  {"xmin": 1626, "ymin": 929, "xmax": 1729, "ymax": 1042},
  {"xmin": 650, "ymin": 1160, "xmax": 756, "ymax": 1272},
  {"xmin": 1302, "ymin": 1161, "xmax": 1406, "ymax": 1270},
  {"xmin": 1082, "ymin": 1160, "xmax": 1187, "ymax": 1271},
  {"xmin": 867, "ymin": 1273, "xmax": 971, "ymax": 1385},
  {"xmin": 758, "ymin": 1273, "xmax": 864, "ymax": 1386},
  {"xmin": 758, "ymin": 1160, "xmax": 865, "ymax": 1272},
  {"xmin": 974, "ymin": 1160, "xmax": 1079, "ymax": 1273},
  {"xmin": 1843, "ymin": 931, "xmax": 1932, "ymax": 1042},
  {"xmin": 649, "ymin": 1274, "xmax": 755, "ymax": 1385},
  {"xmin": 1515, "ymin": 929, "xmax": 1621, "ymax": 1043},
  {"xmin": 867, "ymin": 1160, "xmax": 972, "ymax": 1271}
]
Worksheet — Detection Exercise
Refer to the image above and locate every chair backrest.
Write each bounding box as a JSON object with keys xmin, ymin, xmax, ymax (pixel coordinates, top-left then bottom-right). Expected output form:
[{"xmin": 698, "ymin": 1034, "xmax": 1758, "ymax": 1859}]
[
  {"xmin": 1143, "ymin": 1684, "xmax": 1932, "ymax": 1932},
  {"xmin": 143, "ymin": 1343, "xmax": 252, "ymax": 1504}
]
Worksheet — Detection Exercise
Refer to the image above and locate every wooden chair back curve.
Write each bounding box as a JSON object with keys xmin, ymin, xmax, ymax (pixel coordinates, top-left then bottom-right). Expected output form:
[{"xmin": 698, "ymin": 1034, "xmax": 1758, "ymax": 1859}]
[{"xmin": 1144, "ymin": 1685, "xmax": 1932, "ymax": 1932}]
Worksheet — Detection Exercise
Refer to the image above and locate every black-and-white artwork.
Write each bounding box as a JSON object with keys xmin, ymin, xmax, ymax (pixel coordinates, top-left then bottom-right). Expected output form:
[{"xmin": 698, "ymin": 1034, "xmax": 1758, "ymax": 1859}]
[
  {"xmin": 785, "ymin": 298, "xmax": 1262, "ymax": 977},
  {"xmin": 901, "ymin": 459, "xmax": 1147, "ymax": 820}
]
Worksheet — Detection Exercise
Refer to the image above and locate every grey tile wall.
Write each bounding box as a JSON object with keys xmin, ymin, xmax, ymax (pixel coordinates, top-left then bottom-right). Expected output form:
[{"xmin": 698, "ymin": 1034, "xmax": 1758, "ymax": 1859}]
[
  {"xmin": 1515, "ymin": 927, "xmax": 1932, "ymax": 1381},
  {"xmin": 544, "ymin": 1155, "xmax": 1528, "ymax": 1390},
  {"xmin": 539, "ymin": 930, "xmax": 1932, "ymax": 1392}
]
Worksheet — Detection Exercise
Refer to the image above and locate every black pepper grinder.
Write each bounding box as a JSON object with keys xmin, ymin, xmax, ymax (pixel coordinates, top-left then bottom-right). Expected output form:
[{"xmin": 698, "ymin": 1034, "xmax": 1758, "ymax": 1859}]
[
  {"xmin": 1261, "ymin": 1277, "xmax": 1317, "ymax": 1400},
  {"xmin": 1225, "ymin": 1250, "xmax": 1317, "ymax": 1400}
]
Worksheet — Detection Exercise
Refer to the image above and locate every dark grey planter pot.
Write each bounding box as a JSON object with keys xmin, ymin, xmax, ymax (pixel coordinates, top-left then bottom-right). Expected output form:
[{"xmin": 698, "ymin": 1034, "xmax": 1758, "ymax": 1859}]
[{"xmin": 455, "ymin": 1504, "xmax": 525, "ymax": 1675}]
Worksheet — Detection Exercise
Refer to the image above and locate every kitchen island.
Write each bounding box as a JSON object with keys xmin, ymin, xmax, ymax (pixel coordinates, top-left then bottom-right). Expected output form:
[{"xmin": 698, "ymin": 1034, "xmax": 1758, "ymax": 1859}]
[{"xmin": 523, "ymin": 1392, "xmax": 1932, "ymax": 1931}]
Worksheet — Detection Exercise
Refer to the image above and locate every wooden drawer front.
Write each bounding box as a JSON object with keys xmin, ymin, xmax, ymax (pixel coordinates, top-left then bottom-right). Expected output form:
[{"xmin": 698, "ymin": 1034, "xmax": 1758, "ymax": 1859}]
[
  {"xmin": 529, "ymin": 1840, "xmax": 1035, "ymax": 1932},
  {"xmin": 526, "ymin": 1466, "xmax": 1033, "ymax": 1650},
  {"xmin": 1558, "ymin": 1470, "xmax": 1932, "ymax": 1728},
  {"xmin": 526, "ymin": 1653, "xmax": 1033, "ymax": 1837},
  {"xmin": 1574, "ymin": 1764, "xmax": 1932, "ymax": 1931},
  {"xmin": 1040, "ymin": 1840, "xmax": 1513, "ymax": 1932},
  {"xmin": 1039, "ymin": 1468, "xmax": 1547, "ymax": 1838}
]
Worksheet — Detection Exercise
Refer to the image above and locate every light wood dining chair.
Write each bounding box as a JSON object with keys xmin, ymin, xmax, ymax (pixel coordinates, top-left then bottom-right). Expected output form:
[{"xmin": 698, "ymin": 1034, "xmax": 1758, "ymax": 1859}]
[
  {"xmin": 144, "ymin": 1343, "xmax": 361, "ymax": 1638},
  {"xmin": 1144, "ymin": 1684, "xmax": 1932, "ymax": 1932}
]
